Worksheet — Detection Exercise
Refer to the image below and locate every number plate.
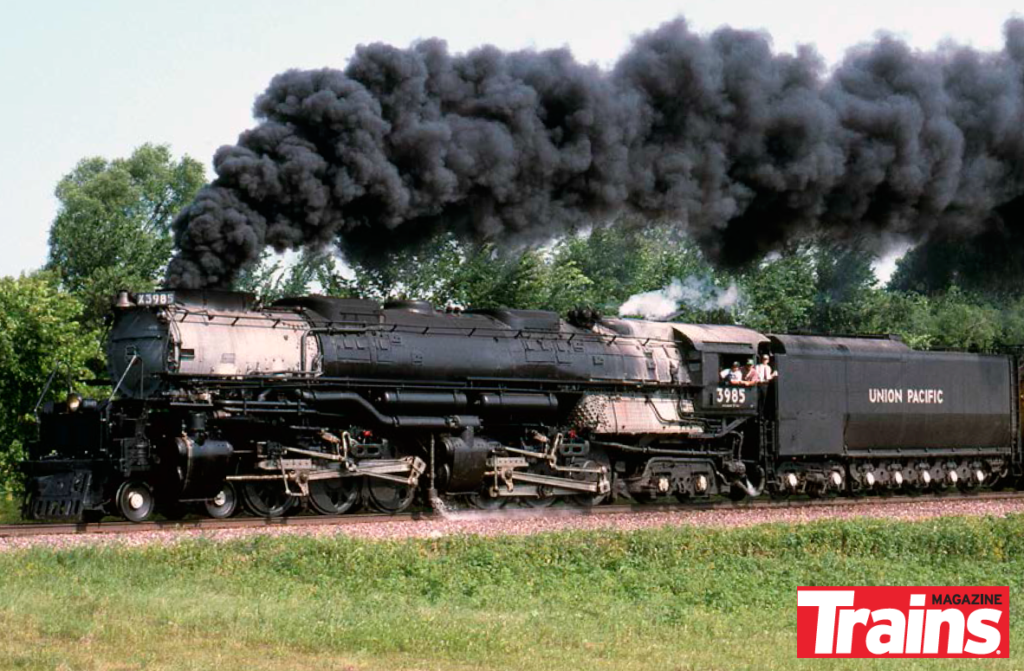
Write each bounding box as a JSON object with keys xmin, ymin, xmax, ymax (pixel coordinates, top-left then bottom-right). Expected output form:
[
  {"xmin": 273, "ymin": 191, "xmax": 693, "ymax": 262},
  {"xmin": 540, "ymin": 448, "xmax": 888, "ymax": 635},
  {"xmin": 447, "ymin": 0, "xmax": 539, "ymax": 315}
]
[
  {"xmin": 713, "ymin": 386, "xmax": 752, "ymax": 408},
  {"xmin": 135, "ymin": 292, "xmax": 175, "ymax": 307}
]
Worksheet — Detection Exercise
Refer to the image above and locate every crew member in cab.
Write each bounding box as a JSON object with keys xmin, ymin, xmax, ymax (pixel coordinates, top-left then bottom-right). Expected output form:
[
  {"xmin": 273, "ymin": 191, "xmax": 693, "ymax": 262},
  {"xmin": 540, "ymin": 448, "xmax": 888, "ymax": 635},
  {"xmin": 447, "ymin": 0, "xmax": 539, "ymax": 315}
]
[
  {"xmin": 755, "ymin": 354, "xmax": 777, "ymax": 383},
  {"xmin": 743, "ymin": 358, "xmax": 761, "ymax": 385},
  {"xmin": 720, "ymin": 361, "xmax": 744, "ymax": 385}
]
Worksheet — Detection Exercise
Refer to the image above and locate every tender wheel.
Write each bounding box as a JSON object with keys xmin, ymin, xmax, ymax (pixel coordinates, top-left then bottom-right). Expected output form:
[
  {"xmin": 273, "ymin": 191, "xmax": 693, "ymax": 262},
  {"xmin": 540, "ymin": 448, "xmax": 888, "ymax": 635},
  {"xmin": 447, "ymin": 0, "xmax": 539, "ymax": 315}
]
[
  {"xmin": 117, "ymin": 481, "xmax": 156, "ymax": 523},
  {"xmin": 308, "ymin": 478, "xmax": 361, "ymax": 516},
  {"xmin": 205, "ymin": 482, "xmax": 240, "ymax": 519},
  {"xmin": 366, "ymin": 479, "xmax": 416, "ymax": 514},
  {"xmin": 467, "ymin": 490, "xmax": 507, "ymax": 510},
  {"xmin": 242, "ymin": 481, "xmax": 298, "ymax": 517}
]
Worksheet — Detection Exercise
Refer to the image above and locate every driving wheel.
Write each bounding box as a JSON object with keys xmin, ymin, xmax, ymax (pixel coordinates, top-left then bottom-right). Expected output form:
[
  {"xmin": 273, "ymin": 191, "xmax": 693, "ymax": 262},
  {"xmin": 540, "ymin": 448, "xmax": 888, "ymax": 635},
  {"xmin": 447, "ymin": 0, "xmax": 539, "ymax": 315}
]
[
  {"xmin": 366, "ymin": 479, "xmax": 417, "ymax": 514},
  {"xmin": 308, "ymin": 478, "xmax": 361, "ymax": 515},
  {"xmin": 242, "ymin": 480, "xmax": 297, "ymax": 517}
]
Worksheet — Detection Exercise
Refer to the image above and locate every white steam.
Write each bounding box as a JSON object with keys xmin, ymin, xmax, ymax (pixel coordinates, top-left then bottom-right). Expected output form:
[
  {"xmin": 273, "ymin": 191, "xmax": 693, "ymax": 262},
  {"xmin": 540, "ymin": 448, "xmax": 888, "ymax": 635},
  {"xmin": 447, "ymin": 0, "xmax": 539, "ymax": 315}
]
[{"xmin": 618, "ymin": 277, "xmax": 741, "ymax": 320}]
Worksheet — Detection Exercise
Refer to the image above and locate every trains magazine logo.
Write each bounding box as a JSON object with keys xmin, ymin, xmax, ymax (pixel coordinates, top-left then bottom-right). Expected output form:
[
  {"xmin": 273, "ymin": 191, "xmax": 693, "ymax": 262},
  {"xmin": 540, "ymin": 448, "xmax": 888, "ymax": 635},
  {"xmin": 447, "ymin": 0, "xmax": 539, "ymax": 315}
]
[{"xmin": 797, "ymin": 587, "xmax": 1009, "ymax": 658}]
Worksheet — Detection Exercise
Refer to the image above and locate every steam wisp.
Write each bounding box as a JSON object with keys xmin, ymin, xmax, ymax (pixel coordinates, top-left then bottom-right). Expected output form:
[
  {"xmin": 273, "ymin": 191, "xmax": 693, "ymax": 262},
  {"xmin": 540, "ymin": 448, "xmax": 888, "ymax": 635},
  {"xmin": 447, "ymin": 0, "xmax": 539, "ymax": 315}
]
[{"xmin": 618, "ymin": 277, "xmax": 741, "ymax": 320}]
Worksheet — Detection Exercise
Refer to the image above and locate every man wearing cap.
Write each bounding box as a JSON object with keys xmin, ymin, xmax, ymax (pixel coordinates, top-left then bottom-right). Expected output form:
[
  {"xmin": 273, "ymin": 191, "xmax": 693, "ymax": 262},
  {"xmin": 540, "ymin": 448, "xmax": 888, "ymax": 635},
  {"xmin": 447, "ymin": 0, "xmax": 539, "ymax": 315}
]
[
  {"xmin": 742, "ymin": 358, "xmax": 761, "ymax": 385},
  {"xmin": 720, "ymin": 361, "xmax": 744, "ymax": 385}
]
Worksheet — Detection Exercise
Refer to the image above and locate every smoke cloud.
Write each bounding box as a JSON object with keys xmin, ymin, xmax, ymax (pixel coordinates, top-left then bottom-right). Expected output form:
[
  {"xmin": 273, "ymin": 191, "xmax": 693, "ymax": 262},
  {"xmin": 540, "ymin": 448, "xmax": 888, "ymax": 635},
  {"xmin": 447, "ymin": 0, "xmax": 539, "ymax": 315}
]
[
  {"xmin": 166, "ymin": 19, "xmax": 1024, "ymax": 289},
  {"xmin": 618, "ymin": 277, "xmax": 741, "ymax": 320}
]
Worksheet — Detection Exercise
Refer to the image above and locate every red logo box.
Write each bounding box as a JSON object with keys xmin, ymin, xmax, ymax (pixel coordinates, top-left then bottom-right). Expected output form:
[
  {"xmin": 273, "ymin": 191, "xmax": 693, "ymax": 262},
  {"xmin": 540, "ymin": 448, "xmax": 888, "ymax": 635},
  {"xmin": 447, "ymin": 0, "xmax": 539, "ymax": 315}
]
[{"xmin": 797, "ymin": 587, "xmax": 1009, "ymax": 658}]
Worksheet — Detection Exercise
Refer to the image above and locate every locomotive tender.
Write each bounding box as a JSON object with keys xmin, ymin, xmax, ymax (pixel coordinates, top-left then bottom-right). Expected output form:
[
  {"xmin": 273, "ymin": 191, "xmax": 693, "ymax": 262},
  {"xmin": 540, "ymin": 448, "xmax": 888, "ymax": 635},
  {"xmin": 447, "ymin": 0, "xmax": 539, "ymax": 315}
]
[{"xmin": 21, "ymin": 289, "xmax": 1021, "ymax": 521}]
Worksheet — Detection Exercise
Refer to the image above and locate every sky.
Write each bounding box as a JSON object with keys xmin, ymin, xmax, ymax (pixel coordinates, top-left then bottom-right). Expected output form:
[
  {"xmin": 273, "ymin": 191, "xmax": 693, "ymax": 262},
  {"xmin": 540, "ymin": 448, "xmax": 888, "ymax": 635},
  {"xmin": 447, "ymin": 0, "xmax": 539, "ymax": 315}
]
[{"xmin": 1, "ymin": 0, "xmax": 1020, "ymax": 281}]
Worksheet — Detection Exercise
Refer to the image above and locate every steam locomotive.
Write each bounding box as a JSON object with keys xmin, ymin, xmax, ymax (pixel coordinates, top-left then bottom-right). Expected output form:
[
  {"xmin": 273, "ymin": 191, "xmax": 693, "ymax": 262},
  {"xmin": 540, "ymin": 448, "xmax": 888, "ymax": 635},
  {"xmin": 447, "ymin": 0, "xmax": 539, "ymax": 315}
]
[{"xmin": 21, "ymin": 289, "xmax": 1022, "ymax": 521}]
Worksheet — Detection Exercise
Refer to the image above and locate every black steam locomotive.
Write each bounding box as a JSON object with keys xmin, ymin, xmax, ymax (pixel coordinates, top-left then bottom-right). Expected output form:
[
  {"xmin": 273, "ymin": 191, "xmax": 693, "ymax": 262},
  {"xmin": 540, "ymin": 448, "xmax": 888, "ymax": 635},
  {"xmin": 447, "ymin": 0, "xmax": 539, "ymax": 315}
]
[{"xmin": 21, "ymin": 289, "xmax": 1022, "ymax": 521}]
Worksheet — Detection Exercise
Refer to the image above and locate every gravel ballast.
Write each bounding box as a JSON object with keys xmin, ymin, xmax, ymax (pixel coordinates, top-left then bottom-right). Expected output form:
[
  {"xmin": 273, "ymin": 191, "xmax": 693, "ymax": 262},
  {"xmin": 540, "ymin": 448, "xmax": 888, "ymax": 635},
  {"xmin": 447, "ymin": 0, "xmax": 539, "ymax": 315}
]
[{"xmin": 2, "ymin": 496, "xmax": 1023, "ymax": 553}]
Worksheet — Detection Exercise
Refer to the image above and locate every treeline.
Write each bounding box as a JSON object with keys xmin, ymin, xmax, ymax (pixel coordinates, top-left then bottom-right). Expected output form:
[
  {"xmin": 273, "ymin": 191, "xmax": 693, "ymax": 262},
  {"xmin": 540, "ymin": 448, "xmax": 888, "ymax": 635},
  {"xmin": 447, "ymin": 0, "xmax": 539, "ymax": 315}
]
[
  {"xmin": 2, "ymin": 144, "xmax": 1022, "ymax": 494},
  {"xmin": 244, "ymin": 223, "xmax": 1024, "ymax": 354}
]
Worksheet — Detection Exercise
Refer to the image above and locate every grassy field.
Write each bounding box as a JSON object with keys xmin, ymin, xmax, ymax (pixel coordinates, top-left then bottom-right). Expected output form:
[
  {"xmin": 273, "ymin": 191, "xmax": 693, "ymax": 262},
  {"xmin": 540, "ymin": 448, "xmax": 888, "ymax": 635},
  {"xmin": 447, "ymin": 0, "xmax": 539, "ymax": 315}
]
[
  {"xmin": 0, "ymin": 494, "xmax": 18, "ymax": 523},
  {"xmin": 0, "ymin": 516, "xmax": 1021, "ymax": 671}
]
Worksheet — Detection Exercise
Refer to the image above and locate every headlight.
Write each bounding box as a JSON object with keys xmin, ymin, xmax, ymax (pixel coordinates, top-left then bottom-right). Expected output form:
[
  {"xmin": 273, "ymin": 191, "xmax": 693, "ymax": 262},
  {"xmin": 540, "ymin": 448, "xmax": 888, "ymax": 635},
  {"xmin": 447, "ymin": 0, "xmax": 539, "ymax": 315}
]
[{"xmin": 66, "ymin": 393, "xmax": 82, "ymax": 413}]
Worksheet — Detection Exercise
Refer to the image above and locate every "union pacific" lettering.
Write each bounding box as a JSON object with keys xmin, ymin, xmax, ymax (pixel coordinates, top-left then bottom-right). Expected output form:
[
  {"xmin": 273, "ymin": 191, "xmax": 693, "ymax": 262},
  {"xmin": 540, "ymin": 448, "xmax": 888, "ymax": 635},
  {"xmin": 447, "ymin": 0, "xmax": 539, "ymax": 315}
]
[{"xmin": 868, "ymin": 388, "xmax": 944, "ymax": 404}]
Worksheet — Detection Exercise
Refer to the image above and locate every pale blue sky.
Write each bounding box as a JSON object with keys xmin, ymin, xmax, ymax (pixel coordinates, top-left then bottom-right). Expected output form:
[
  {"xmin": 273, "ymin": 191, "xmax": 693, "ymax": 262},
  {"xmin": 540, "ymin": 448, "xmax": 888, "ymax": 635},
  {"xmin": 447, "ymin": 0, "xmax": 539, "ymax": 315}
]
[{"xmin": 1, "ymin": 0, "xmax": 1019, "ymax": 279}]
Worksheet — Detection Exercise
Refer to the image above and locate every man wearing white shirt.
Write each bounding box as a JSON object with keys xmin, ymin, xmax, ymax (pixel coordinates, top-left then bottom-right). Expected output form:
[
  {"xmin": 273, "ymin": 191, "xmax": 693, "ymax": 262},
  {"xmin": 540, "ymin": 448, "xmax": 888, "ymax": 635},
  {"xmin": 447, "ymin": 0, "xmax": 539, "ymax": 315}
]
[
  {"xmin": 755, "ymin": 354, "xmax": 777, "ymax": 383},
  {"xmin": 720, "ymin": 361, "xmax": 744, "ymax": 384}
]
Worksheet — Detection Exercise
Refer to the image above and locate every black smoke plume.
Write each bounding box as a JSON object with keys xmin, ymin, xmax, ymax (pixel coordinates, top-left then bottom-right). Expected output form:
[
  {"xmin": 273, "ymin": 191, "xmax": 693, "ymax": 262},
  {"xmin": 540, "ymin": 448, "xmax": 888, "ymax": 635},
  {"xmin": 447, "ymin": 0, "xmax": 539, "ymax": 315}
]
[{"xmin": 166, "ymin": 19, "xmax": 1024, "ymax": 289}]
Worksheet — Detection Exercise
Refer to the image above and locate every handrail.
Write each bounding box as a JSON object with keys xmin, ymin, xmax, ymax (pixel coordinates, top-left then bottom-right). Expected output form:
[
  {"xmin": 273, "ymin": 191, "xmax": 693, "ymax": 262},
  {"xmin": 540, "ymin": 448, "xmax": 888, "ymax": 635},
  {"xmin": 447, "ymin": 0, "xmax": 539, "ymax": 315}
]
[
  {"xmin": 109, "ymin": 354, "xmax": 139, "ymax": 402},
  {"xmin": 32, "ymin": 362, "xmax": 64, "ymax": 414}
]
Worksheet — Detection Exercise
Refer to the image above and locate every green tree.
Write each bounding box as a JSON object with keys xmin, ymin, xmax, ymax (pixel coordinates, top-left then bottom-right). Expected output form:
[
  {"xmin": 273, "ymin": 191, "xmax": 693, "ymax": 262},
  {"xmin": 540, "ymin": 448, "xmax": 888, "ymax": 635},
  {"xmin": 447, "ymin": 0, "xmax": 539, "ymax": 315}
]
[
  {"xmin": 0, "ymin": 272, "xmax": 103, "ymax": 494},
  {"xmin": 235, "ymin": 249, "xmax": 358, "ymax": 304},
  {"xmin": 861, "ymin": 287, "xmax": 1006, "ymax": 352},
  {"xmin": 930, "ymin": 288, "xmax": 1001, "ymax": 352},
  {"xmin": 735, "ymin": 248, "xmax": 816, "ymax": 333},
  {"xmin": 998, "ymin": 296, "xmax": 1024, "ymax": 348},
  {"xmin": 552, "ymin": 222, "xmax": 710, "ymax": 310},
  {"xmin": 811, "ymin": 242, "xmax": 881, "ymax": 334},
  {"xmin": 341, "ymin": 236, "xmax": 464, "ymax": 303},
  {"xmin": 539, "ymin": 260, "xmax": 595, "ymax": 314},
  {"xmin": 47, "ymin": 144, "xmax": 205, "ymax": 324}
]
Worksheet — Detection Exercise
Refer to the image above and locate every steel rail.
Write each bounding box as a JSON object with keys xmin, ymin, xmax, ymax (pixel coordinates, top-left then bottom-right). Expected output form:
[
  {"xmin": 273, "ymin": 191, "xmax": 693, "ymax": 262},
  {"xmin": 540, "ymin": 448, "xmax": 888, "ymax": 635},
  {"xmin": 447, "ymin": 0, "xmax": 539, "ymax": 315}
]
[{"xmin": 3, "ymin": 490, "xmax": 1023, "ymax": 539}]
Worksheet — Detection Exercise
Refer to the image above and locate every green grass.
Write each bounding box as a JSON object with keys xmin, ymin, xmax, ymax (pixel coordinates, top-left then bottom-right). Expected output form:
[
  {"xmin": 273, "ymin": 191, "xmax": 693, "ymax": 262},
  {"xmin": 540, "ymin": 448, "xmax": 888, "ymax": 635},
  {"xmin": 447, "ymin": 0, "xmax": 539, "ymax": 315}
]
[
  {"xmin": 0, "ymin": 493, "xmax": 20, "ymax": 524},
  {"xmin": 1, "ymin": 516, "xmax": 1022, "ymax": 670}
]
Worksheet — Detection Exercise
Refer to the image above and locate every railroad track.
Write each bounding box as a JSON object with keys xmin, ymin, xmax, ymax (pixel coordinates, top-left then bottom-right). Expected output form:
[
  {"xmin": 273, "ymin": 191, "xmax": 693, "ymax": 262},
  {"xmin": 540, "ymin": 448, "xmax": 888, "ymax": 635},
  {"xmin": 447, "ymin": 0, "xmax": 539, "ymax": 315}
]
[{"xmin": 3, "ymin": 490, "xmax": 1024, "ymax": 538}]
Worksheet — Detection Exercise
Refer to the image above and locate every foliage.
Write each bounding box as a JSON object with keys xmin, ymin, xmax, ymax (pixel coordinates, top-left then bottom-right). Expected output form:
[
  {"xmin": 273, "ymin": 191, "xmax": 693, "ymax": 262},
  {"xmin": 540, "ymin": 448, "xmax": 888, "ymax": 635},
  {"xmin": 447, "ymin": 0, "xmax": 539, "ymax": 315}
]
[
  {"xmin": 810, "ymin": 242, "xmax": 880, "ymax": 334},
  {"xmin": 0, "ymin": 516, "xmax": 1021, "ymax": 669},
  {"xmin": 734, "ymin": 247, "xmax": 816, "ymax": 332},
  {"xmin": 46, "ymin": 144, "xmax": 205, "ymax": 325},
  {"xmin": 0, "ymin": 273, "xmax": 103, "ymax": 494},
  {"xmin": 232, "ymin": 249, "xmax": 354, "ymax": 304},
  {"xmin": 250, "ymin": 218, "xmax": 1024, "ymax": 353}
]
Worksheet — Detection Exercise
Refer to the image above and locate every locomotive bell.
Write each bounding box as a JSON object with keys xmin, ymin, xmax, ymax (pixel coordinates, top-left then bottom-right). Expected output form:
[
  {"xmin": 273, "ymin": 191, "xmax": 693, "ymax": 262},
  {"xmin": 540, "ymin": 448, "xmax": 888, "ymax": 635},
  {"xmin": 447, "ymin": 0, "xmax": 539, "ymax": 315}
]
[{"xmin": 115, "ymin": 290, "xmax": 133, "ymax": 309}]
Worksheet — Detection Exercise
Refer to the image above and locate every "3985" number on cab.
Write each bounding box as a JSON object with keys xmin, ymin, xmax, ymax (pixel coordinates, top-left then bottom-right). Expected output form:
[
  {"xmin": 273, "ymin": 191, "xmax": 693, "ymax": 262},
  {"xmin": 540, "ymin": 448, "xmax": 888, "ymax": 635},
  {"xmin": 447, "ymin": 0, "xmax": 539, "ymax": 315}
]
[{"xmin": 714, "ymin": 386, "xmax": 748, "ymax": 407}]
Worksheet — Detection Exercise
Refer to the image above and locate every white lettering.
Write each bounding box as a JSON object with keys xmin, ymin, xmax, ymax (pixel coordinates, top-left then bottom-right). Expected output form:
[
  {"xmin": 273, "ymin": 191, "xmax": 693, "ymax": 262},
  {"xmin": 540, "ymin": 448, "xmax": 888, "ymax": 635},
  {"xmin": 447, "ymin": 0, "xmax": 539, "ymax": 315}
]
[
  {"xmin": 924, "ymin": 608, "xmax": 965, "ymax": 654},
  {"xmin": 801, "ymin": 590, "xmax": 1003, "ymax": 656},
  {"xmin": 866, "ymin": 609, "xmax": 906, "ymax": 655},
  {"xmin": 836, "ymin": 608, "xmax": 870, "ymax": 653},
  {"xmin": 964, "ymin": 609, "xmax": 1002, "ymax": 655},
  {"xmin": 906, "ymin": 608, "xmax": 925, "ymax": 654},
  {"xmin": 868, "ymin": 388, "xmax": 945, "ymax": 404},
  {"xmin": 799, "ymin": 590, "xmax": 855, "ymax": 654}
]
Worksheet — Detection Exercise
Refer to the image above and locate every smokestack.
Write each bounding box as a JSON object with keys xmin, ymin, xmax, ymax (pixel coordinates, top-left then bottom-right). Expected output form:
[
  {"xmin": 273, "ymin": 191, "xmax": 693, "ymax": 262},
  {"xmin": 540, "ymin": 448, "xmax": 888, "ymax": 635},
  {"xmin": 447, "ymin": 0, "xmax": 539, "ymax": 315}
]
[{"xmin": 166, "ymin": 18, "xmax": 1024, "ymax": 289}]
